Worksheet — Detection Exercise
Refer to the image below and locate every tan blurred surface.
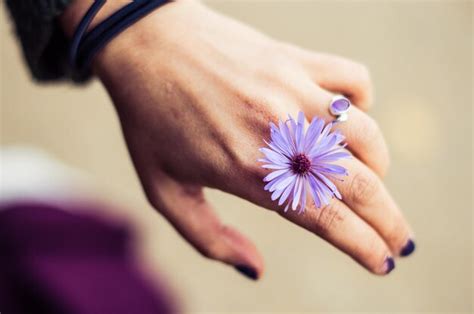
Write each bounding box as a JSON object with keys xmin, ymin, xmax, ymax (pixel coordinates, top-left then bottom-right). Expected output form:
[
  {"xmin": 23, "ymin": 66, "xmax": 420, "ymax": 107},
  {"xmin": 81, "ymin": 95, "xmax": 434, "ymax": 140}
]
[{"xmin": 1, "ymin": 1, "xmax": 472, "ymax": 313}]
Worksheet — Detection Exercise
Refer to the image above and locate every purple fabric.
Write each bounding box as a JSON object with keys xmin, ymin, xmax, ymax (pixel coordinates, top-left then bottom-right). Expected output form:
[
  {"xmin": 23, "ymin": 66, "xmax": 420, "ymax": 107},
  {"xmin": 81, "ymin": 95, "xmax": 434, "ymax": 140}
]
[{"xmin": 0, "ymin": 202, "xmax": 176, "ymax": 314}]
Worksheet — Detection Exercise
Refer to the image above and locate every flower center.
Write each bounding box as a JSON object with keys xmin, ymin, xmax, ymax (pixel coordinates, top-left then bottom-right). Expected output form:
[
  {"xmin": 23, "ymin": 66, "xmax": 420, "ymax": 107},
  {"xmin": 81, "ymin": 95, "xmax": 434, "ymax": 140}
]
[{"xmin": 291, "ymin": 154, "xmax": 311, "ymax": 175}]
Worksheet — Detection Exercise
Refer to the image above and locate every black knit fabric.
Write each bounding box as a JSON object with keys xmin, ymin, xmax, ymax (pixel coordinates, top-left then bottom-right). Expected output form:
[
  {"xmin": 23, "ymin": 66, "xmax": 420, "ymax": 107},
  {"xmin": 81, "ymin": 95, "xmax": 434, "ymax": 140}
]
[{"xmin": 4, "ymin": 0, "xmax": 92, "ymax": 83}]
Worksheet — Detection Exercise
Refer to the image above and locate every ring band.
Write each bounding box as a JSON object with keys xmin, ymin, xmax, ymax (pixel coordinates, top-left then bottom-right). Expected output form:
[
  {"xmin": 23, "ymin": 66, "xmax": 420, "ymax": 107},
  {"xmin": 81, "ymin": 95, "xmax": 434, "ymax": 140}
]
[{"xmin": 329, "ymin": 95, "xmax": 351, "ymax": 122}]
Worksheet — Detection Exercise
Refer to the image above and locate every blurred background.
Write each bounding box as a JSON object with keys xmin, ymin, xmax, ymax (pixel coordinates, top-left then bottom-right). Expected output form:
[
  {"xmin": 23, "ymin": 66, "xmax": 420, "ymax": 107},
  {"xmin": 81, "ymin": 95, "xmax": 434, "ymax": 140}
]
[{"xmin": 1, "ymin": 0, "xmax": 472, "ymax": 313}]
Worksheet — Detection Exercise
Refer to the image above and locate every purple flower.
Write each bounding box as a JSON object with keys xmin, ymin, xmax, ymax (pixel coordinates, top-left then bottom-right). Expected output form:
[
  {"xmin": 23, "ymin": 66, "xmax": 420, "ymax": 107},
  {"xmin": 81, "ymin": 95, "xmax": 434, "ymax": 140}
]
[{"xmin": 259, "ymin": 112, "xmax": 350, "ymax": 213}]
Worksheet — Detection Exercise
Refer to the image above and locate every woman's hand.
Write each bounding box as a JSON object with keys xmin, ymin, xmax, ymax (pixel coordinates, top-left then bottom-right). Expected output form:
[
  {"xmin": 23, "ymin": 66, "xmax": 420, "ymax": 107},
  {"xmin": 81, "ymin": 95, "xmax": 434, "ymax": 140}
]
[{"xmin": 82, "ymin": 0, "xmax": 413, "ymax": 279}]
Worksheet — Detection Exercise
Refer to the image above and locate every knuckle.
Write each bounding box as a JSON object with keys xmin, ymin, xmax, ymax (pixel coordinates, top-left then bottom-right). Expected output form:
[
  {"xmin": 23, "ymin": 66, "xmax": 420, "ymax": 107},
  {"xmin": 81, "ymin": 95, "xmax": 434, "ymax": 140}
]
[
  {"xmin": 198, "ymin": 225, "xmax": 236, "ymax": 261},
  {"xmin": 233, "ymin": 108, "xmax": 280, "ymax": 177},
  {"xmin": 348, "ymin": 171, "xmax": 379, "ymax": 205},
  {"xmin": 198, "ymin": 235, "xmax": 224, "ymax": 261},
  {"xmin": 199, "ymin": 242, "xmax": 220, "ymax": 260},
  {"xmin": 356, "ymin": 116, "xmax": 380, "ymax": 147},
  {"xmin": 356, "ymin": 117, "xmax": 391, "ymax": 176},
  {"xmin": 313, "ymin": 202, "xmax": 345, "ymax": 236},
  {"xmin": 239, "ymin": 93, "xmax": 280, "ymax": 126},
  {"xmin": 364, "ymin": 116, "xmax": 380, "ymax": 138}
]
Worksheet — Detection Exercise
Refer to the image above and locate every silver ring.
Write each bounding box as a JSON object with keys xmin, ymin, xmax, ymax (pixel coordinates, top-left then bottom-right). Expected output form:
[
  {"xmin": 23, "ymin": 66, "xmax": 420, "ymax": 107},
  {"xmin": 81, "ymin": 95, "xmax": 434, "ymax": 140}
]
[{"xmin": 329, "ymin": 95, "xmax": 351, "ymax": 123}]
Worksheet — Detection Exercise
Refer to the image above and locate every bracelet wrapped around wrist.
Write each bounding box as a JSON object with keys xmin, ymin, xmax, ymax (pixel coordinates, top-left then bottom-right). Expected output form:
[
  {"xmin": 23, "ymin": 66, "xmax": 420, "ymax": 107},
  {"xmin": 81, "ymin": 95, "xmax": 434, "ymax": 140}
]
[{"xmin": 70, "ymin": 0, "xmax": 170, "ymax": 80}]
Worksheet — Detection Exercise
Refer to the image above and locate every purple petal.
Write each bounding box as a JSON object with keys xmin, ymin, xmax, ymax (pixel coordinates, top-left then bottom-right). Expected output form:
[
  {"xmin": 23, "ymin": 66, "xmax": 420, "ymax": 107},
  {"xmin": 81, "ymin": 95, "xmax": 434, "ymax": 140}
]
[
  {"xmin": 314, "ymin": 147, "xmax": 351, "ymax": 160},
  {"xmin": 315, "ymin": 172, "xmax": 342, "ymax": 199},
  {"xmin": 269, "ymin": 125, "xmax": 293, "ymax": 157},
  {"xmin": 288, "ymin": 114, "xmax": 297, "ymax": 137},
  {"xmin": 292, "ymin": 176, "xmax": 303, "ymax": 210},
  {"xmin": 264, "ymin": 180, "xmax": 276, "ymax": 191},
  {"xmin": 312, "ymin": 163, "xmax": 348, "ymax": 176},
  {"xmin": 320, "ymin": 122, "xmax": 333, "ymax": 138},
  {"xmin": 311, "ymin": 173, "xmax": 334, "ymax": 206},
  {"xmin": 279, "ymin": 176, "xmax": 296, "ymax": 206},
  {"xmin": 271, "ymin": 186, "xmax": 286, "ymax": 201},
  {"xmin": 308, "ymin": 123, "xmax": 333, "ymax": 156},
  {"xmin": 304, "ymin": 118, "xmax": 324, "ymax": 152},
  {"xmin": 317, "ymin": 151, "xmax": 351, "ymax": 162},
  {"xmin": 265, "ymin": 171, "xmax": 293, "ymax": 192},
  {"xmin": 261, "ymin": 163, "xmax": 289, "ymax": 170},
  {"xmin": 308, "ymin": 174, "xmax": 322, "ymax": 208},
  {"xmin": 272, "ymin": 174, "xmax": 296, "ymax": 192},
  {"xmin": 297, "ymin": 111, "xmax": 305, "ymax": 126},
  {"xmin": 263, "ymin": 169, "xmax": 290, "ymax": 182},
  {"xmin": 265, "ymin": 176, "xmax": 285, "ymax": 191},
  {"xmin": 279, "ymin": 120, "xmax": 297, "ymax": 154},
  {"xmin": 309, "ymin": 132, "xmax": 338, "ymax": 157},
  {"xmin": 260, "ymin": 148, "xmax": 289, "ymax": 165},
  {"xmin": 313, "ymin": 177, "xmax": 330, "ymax": 206},
  {"xmin": 296, "ymin": 112, "xmax": 306, "ymax": 153},
  {"xmin": 264, "ymin": 139, "xmax": 291, "ymax": 159},
  {"xmin": 298, "ymin": 180, "xmax": 307, "ymax": 213}
]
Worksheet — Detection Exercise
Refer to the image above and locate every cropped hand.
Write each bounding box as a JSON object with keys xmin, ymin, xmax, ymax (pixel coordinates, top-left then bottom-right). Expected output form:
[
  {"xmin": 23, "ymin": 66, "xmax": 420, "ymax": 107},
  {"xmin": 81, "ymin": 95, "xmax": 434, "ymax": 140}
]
[{"xmin": 65, "ymin": 0, "xmax": 414, "ymax": 279}]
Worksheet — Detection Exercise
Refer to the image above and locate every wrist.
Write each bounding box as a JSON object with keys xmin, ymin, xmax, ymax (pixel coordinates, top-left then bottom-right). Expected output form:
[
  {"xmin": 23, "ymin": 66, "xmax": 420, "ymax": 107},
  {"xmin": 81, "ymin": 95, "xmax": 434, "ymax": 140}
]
[
  {"xmin": 59, "ymin": 0, "xmax": 131, "ymax": 38},
  {"xmin": 90, "ymin": 0, "xmax": 198, "ymax": 83},
  {"xmin": 60, "ymin": 0, "xmax": 197, "ymax": 81}
]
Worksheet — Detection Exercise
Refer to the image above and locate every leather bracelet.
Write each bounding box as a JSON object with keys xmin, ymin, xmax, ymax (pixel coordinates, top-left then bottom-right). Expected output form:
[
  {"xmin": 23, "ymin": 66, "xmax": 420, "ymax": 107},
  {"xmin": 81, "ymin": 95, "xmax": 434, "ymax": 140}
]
[{"xmin": 69, "ymin": 0, "xmax": 169, "ymax": 78}]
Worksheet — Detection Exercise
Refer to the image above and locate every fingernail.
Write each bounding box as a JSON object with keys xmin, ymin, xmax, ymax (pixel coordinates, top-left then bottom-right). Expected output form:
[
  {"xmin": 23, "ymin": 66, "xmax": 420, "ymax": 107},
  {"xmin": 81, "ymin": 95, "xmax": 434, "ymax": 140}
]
[
  {"xmin": 400, "ymin": 238, "xmax": 416, "ymax": 257},
  {"xmin": 384, "ymin": 257, "xmax": 395, "ymax": 275},
  {"xmin": 235, "ymin": 265, "xmax": 258, "ymax": 280}
]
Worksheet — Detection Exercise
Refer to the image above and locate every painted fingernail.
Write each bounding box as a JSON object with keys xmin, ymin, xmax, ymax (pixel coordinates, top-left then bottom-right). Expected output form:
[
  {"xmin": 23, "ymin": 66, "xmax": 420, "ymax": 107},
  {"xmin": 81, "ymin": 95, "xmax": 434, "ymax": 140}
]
[
  {"xmin": 384, "ymin": 257, "xmax": 395, "ymax": 275},
  {"xmin": 235, "ymin": 265, "xmax": 258, "ymax": 280},
  {"xmin": 400, "ymin": 238, "xmax": 416, "ymax": 257}
]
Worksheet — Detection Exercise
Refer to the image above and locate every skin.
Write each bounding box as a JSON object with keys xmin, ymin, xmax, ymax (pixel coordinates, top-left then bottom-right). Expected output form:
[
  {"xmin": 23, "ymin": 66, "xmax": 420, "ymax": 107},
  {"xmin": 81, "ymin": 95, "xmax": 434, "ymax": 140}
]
[{"xmin": 61, "ymin": 0, "xmax": 414, "ymax": 279}]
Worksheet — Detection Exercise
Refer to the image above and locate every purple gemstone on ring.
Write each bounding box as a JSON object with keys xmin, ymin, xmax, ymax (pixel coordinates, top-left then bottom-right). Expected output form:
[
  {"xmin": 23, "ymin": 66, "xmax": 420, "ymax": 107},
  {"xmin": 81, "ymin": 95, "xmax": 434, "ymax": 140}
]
[{"xmin": 330, "ymin": 98, "xmax": 351, "ymax": 115}]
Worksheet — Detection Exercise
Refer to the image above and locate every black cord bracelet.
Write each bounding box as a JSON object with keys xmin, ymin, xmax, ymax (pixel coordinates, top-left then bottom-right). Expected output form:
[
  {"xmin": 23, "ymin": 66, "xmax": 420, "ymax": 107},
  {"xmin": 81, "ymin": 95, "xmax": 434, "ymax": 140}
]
[{"xmin": 69, "ymin": 0, "xmax": 169, "ymax": 79}]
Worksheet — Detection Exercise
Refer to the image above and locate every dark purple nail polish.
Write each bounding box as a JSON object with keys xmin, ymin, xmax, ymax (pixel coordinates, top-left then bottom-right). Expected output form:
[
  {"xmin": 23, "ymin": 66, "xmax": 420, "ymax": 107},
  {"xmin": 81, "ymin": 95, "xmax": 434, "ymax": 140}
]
[
  {"xmin": 384, "ymin": 257, "xmax": 395, "ymax": 274},
  {"xmin": 235, "ymin": 265, "xmax": 258, "ymax": 280},
  {"xmin": 400, "ymin": 239, "xmax": 416, "ymax": 257}
]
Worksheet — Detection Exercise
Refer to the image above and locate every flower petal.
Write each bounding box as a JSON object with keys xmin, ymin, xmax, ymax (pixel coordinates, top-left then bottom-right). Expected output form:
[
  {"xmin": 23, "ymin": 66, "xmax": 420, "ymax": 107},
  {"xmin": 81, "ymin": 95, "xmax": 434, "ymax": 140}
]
[
  {"xmin": 279, "ymin": 120, "xmax": 297, "ymax": 154},
  {"xmin": 262, "ymin": 115, "xmax": 350, "ymax": 213},
  {"xmin": 278, "ymin": 177, "xmax": 296, "ymax": 206},
  {"xmin": 259, "ymin": 147, "xmax": 289, "ymax": 165},
  {"xmin": 292, "ymin": 176, "xmax": 303, "ymax": 211},
  {"xmin": 272, "ymin": 174, "xmax": 296, "ymax": 192},
  {"xmin": 298, "ymin": 179, "xmax": 307, "ymax": 214},
  {"xmin": 304, "ymin": 117, "xmax": 324, "ymax": 152},
  {"xmin": 265, "ymin": 139, "xmax": 292, "ymax": 160},
  {"xmin": 308, "ymin": 174, "xmax": 322, "ymax": 208},
  {"xmin": 312, "ymin": 175, "xmax": 330, "ymax": 206},
  {"xmin": 271, "ymin": 186, "xmax": 286, "ymax": 201},
  {"xmin": 263, "ymin": 169, "xmax": 290, "ymax": 182},
  {"xmin": 262, "ymin": 163, "xmax": 289, "ymax": 170},
  {"xmin": 310, "ymin": 131, "xmax": 338, "ymax": 157},
  {"xmin": 314, "ymin": 149, "xmax": 351, "ymax": 161},
  {"xmin": 314, "ymin": 172, "xmax": 342, "ymax": 199},
  {"xmin": 296, "ymin": 111, "xmax": 306, "ymax": 153},
  {"xmin": 313, "ymin": 164, "xmax": 348, "ymax": 176}
]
